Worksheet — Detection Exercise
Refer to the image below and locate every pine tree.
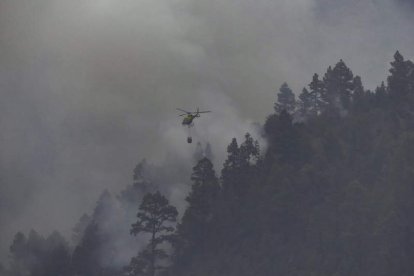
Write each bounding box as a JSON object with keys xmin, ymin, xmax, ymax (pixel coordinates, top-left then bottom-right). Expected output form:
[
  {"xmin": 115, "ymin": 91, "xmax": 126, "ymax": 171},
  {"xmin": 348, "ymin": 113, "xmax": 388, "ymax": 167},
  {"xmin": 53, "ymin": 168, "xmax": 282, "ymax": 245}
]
[
  {"xmin": 132, "ymin": 159, "xmax": 155, "ymax": 195},
  {"xmin": 72, "ymin": 191, "xmax": 120, "ymax": 276},
  {"xmin": 9, "ymin": 232, "xmax": 28, "ymax": 276},
  {"xmin": 409, "ymin": 60, "xmax": 414, "ymax": 93},
  {"xmin": 72, "ymin": 213, "xmax": 92, "ymax": 245},
  {"xmin": 298, "ymin": 87, "xmax": 313, "ymax": 119},
  {"xmin": 126, "ymin": 248, "xmax": 155, "ymax": 276},
  {"xmin": 352, "ymin": 76, "xmax": 367, "ymax": 111},
  {"xmin": 128, "ymin": 191, "xmax": 178, "ymax": 276},
  {"xmin": 322, "ymin": 60, "xmax": 354, "ymax": 113},
  {"xmin": 374, "ymin": 81, "xmax": 388, "ymax": 107},
  {"xmin": 221, "ymin": 134, "xmax": 260, "ymax": 198},
  {"xmin": 308, "ymin": 73, "xmax": 324, "ymax": 115},
  {"xmin": 264, "ymin": 110, "xmax": 306, "ymax": 165},
  {"xmin": 43, "ymin": 231, "xmax": 71, "ymax": 276},
  {"xmin": 172, "ymin": 158, "xmax": 220, "ymax": 270},
  {"xmin": 9, "ymin": 230, "xmax": 71, "ymax": 276},
  {"xmin": 387, "ymin": 51, "xmax": 412, "ymax": 103},
  {"xmin": 185, "ymin": 157, "xmax": 219, "ymax": 231},
  {"xmin": 239, "ymin": 133, "xmax": 260, "ymax": 172},
  {"xmin": 72, "ymin": 222, "xmax": 103, "ymax": 276},
  {"xmin": 92, "ymin": 190, "xmax": 119, "ymax": 228},
  {"xmin": 275, "ymin": 82, "xmax": 296, "ymax": 114},
  {"xmin": 221, "ymin": 138, "xmax": 239, "ymax": 187},
  {"xmin": 24, "ymin": 230, "xmax": 47, "ymax": 276},
  {"xmin": 119, "ymin": 159, "xmax": 158, "ymax": 220}
]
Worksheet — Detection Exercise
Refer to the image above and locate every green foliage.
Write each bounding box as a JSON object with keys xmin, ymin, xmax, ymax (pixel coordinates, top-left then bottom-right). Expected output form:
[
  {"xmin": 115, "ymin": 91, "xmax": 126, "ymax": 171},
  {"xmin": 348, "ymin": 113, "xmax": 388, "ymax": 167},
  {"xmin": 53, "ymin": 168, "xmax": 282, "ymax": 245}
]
[
  {"xmin": 264, "ymin": 110, "xmax": 310, "ymax": 166},
  {"xmin": 322, "ymin": 60, "xmax": 354, "ymax": 114},
  {"xmin": 221, "ymin": 134, "xmax": 260, "ymax": 198},
  {"xmin": 274, "ymin": 82, "xmax": 296, "ymax": 114},
  {"xmin": 128, "ymin": 191, "xmax": 178, "ymax": 276},
  {"xmin": 388, "ymin": 51, "xmax": 412, "ymax": 102},
  {"xmin": 170, "ymin": 158, "xmax": 220, "ymax": 274},
  {"xmin": 130, "ymin": 192, "xmax": 177, "ymax": 238},
  {"xmin": 8, "ymin": 230, "xmax": 71, "ymax": 276},
  {"xmin": 351, "ymin": 76, "xmax": 368, "ymax": 112},
  {"xmin": 308, "ymin": 73, "xmax": 325, "ymax": 115},
  {"xmin": 298, "ymin": 87, "xmax": 313, "ymax": 119},
  {"xmin": 167, "ymin": 51, "xmax": 414, "ymax": 276},
  {"xmin": 120, "ymin": 159, "xmax": 156, "ymax": 209},
  {"xmin": 72, "ymin": 190, "xmax": 122, "ymax": 276},
  {"xmin": 72, "ymin": 222, "xmax": 104, "ymax": 276}
]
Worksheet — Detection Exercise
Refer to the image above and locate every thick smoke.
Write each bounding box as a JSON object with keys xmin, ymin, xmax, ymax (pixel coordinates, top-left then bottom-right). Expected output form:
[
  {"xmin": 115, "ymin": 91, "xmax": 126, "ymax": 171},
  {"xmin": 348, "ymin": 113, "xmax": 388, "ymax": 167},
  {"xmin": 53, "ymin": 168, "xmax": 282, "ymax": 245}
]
[{"xmin": 0, "ymin": 0, "xmax": 414, "ymax": 263}]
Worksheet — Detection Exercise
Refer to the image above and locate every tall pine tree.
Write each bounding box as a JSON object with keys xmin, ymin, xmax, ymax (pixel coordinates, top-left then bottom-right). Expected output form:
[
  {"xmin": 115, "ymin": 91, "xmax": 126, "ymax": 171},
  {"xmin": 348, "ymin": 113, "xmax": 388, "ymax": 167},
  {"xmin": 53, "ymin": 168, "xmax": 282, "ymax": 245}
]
[
  {"xmin": 127, "ymin": 191, "xmax": 178, "ymax": 276},
  {"xmin": 308, "ymin": 73, "xmax": 324, "ymax": 115},
  {"xmin": 387, "ymin": 51, "xmax": 412, "ymax": 103},
  {"xmin": 221, "ymin": 134, "xmax": 260, "ymax": 198},
  {"xmin": 322, "ymin": 60, "xmax": 354, "ymax": 114},
  {"xmin": 171, "ymin": 158, "xmax": 220, "ymax": 272},
  {"xmin": 351, "ymin": 76, "xmax": 367, "ymax": 111},
  {"xmin": 275, "ymin": 82, "xmax": 296, "ymax": 114},
  {"xmin": 298, "ymin": 87, "xmax": 313, "ymax": 119}
]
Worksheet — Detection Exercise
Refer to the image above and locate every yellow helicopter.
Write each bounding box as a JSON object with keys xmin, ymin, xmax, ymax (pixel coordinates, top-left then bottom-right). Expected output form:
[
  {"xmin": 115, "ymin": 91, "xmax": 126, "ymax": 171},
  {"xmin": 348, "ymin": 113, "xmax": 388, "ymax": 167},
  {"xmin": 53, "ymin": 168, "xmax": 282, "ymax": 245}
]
[{"xmin": 176, "ymin": 108, "xmax": 211, "ymax": 143}]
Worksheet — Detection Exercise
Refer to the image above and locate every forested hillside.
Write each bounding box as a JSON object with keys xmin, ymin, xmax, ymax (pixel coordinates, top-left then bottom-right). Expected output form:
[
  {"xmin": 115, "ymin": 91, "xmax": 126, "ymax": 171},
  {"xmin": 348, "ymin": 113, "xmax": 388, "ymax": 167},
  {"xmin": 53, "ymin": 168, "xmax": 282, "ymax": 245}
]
[
  {"xmin": 166, "ymin": 51, "xmax": 414, "ymax": 276},
  {"xmin": 3, "ymin": 51, "xmax": 414, "ymax": 276}
]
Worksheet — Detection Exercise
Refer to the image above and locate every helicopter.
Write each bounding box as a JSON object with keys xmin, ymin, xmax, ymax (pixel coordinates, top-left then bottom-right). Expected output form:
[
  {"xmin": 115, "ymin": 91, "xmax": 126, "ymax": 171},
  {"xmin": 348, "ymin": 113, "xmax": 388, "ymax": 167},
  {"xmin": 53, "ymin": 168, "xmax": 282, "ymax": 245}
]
[{"xmin": 176, "ymin": 108, "xmax": 211, "ymax": 143}]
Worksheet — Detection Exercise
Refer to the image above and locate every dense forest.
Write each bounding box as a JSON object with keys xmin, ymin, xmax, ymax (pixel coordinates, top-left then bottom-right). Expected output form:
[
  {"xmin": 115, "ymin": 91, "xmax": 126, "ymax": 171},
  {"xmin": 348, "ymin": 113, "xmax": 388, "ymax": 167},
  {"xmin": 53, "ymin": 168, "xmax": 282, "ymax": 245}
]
[{"xmin": 2, "ymin": 51, "xmax": 414, "ymax": 276}]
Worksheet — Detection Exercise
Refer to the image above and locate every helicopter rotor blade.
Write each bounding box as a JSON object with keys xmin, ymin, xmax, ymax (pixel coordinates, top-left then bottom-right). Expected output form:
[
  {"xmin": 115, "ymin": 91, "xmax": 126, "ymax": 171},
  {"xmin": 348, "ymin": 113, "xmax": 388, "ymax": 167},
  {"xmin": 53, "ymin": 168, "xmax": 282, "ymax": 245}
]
[{"xmin": 176, "ymin": 108, "xmax": 191, "ymax": 114}]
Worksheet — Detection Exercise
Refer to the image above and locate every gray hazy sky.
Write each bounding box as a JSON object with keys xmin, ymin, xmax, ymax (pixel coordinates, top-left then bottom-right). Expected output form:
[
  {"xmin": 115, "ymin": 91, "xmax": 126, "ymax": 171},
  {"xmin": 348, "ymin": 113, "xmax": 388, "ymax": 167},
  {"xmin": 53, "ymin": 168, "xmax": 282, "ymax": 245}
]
[{"xmin": 1, "ymin": 0, "xmax": 413, "ymax": 262}]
